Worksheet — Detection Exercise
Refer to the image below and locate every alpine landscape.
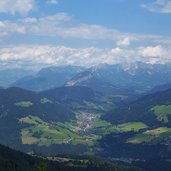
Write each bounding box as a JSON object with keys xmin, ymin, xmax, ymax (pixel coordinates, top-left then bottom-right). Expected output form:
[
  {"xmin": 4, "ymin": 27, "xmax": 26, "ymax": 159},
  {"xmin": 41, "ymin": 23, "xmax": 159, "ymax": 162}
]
[{"xmin": 0, "ymin": 0, "xmax": 171, "ymax": 171}]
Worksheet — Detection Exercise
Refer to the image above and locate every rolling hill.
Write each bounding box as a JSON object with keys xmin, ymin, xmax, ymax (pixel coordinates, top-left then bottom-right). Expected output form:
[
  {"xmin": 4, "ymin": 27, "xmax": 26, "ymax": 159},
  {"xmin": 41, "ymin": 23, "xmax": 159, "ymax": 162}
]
[
  {"xmin": 0, "ymin": 87, "xmax": 75, "ymax": 149},
  {"xmin": 95, "ymin": 88, "xmax": 171, "ymax": 171},
  {"xmin": 100, "ymin": 88, "xmax": 171, "ymax": 156},
  {"xmin": 103, "ymin": 88, "xmax": 171, "ymax": 127},
  {"xmin": 0, "ymin": 86, "xmax": 150, "ymax": 156},
  {"xmin": 40, "ymin": 86, "xmax": 119, "ymax": 112}
]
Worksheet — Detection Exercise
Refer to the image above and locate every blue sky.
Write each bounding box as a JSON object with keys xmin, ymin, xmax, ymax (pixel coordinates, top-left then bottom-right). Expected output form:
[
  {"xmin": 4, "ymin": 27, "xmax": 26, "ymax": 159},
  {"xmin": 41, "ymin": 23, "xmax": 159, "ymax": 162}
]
[
  {"xmin": 45, "ymin": 0, "xmax": 171, "ymax": 35},
  {"xmin": 0, "ymin": 0, "xmax": 171, "ymax": 69}
]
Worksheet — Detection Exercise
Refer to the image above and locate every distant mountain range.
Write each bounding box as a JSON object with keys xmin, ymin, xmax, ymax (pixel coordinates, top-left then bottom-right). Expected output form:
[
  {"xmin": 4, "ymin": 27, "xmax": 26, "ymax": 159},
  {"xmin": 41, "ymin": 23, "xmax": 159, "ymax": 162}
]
[
  {"xmin": 12, "ymin": 66, "xmax": 84, "ymax": 91},
  {"xmin": 150, "ymin": 83, "xmax": 171, "ymax": 93},
  {"xmin": 66, "ymin": 63, "xmax": 171, "ymax": 93},
  {"xmin": 0, "ymin": 63, "xmax": 169, "ymax": 94},
  {"xmin": 65, "ymin": 67, "xmax": 132, "ymax": 95},
  {"xmin": 0, "ymin": 69, "xmax": 34, "ymax": 87}
]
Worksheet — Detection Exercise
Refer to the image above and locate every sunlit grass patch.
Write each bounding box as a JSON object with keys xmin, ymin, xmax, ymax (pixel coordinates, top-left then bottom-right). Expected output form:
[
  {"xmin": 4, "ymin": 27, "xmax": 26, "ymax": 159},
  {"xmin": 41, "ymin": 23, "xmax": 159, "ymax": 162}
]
[
  {"xmin": 127, "ymin": 127, "xmax": 171, "ymax": 144},
  {"xmin": 15, "ymin": 101, "xmax": 33, "ymax": 107},
  {"xmin": 40, "ymin": 98, "xmax": 53, "ymax": 104},
  {"xmin": 117, "ymin": 122, "xmax": 148, "ymax": 132},
  {"xmin": 151, "ymin": 105, "xmax": 171, "ymax": 123}
]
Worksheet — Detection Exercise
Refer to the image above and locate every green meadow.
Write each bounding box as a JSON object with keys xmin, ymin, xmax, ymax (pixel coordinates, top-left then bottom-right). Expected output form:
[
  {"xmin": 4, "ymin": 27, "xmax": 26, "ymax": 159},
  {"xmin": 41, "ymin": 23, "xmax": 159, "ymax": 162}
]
[
  {"xmin": 151, "ymin": 105, "xmax": 171, "ymax": 123},
  {"xmin": 128, "ymin": 127, "xmax": 171, "ymax": 144},
  {"xmin": 15, "ymin": 101, "xmax": 33, "ymax": 107},
  {"xmin": 19, "ymin": 113, "xmax": 148, "ymax": 147}
]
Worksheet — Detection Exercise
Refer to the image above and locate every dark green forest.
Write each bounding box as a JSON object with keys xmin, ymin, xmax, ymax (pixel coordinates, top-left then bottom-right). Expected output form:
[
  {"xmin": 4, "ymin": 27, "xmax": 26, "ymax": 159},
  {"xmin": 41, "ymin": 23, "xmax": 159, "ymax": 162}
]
[{"xmin": 0, "ymin": 144, "xmax": 140, "ymax": 171}]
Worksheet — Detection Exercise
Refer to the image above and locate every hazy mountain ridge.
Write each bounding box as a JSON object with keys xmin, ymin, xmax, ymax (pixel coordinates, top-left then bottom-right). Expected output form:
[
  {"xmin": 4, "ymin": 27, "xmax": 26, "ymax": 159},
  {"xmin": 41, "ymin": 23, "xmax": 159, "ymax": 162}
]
[
  {"xmin": 12, "ymin": 66, "xmax": 84, "ymax": 91},
  {"xmin": 66, "ymin": 63, "xmax": 171, "ymax": 93},
  {"xmin": 150, "ymin": 83, "xmax": 171, "ymax": 93},
  {"xmin": 4, "ymin": 63, "xmax": 171, "ymax": 94},
  {"xmin": 0, "ymin": 69, "xmax": 34, "ymax": 87}
]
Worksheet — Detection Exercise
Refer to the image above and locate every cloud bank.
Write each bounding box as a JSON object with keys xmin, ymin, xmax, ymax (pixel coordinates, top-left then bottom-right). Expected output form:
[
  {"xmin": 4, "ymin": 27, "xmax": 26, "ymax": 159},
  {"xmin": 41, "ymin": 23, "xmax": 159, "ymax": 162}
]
[{"xmin": 0, "ymin": 45, "xmax": 171, "ymax": 69}]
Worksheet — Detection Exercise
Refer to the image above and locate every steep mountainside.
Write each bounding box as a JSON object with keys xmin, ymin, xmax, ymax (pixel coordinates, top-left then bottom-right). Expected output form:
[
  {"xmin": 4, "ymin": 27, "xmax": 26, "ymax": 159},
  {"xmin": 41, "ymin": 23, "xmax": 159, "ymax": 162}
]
[
  {"xmin": 66, "ymin": 64, "xmax": 134, "ymax": 94},
  {"xmin": 13, "ymin": 66, "xmax": 84, "ymax": 91},
  {"xmin": 66, "ymin": 63, "xmax": 171, "ymax": 93},
  {"xmin": 0, "ymin": 144, "xmax": 134, "ymax": 171},
  {"xmin": 150, "ymin": 83, "xmax": 171, "ymax": 93},
  {"xmin": 0, "ymin": 87, "xmax": 74, "ymax": 148},
  {"xmin": 97, "ymin": 89, "xmax": 171, "ymax": 171},
  {"xmin": 40, "ymin": 86, "xmax": 118, "ymax": 112},
  {"xmin": 103, "ymin": 88, "xmax": 171, "ymax": 127}
]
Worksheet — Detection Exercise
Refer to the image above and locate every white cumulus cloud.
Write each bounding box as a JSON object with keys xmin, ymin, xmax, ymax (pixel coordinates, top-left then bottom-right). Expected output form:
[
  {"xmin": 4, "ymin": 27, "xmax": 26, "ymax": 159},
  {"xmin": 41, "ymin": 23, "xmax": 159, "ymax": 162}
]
[
  {"xmin": 0, "ymin": 21, "xmax": 26, "ymax": 38},
  {"xmin": 0, "ymin": 0, "xmax": 35, "ymax": 15},
  {"xmin": 0, "ymin": 12, "xmax": 170, "ymax": 47},
  {"xmin": 137, "ymin": 45, "xmax": 171, "ymax": 64},
  {"xmin": 116, "ymin": 37, "xmax": 131, "ymax": 47},
  {"xmin": 138, "ymin": 45, "xmax": 166, "ymax": 58},
  {"xmin": 141, "ymin": 0, "xmax": 171, "ymax": 13}
]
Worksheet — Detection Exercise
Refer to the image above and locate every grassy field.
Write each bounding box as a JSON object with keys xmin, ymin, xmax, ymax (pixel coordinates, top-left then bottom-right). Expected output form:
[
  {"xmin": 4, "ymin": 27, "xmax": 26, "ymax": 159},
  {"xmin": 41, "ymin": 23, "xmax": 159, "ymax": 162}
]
[
  {"xmin": 20, "ymin": 114, "xmax": 98, "ymax": 146},
  {"xmin": 19, "ymin": 112, "xmax": 149, "ymax": 147},
  {"xmin": 15, "ymin": 101, "xmax": 33, "ymax": 107},
  {"xmin": 93, "ymin": 119, "xmax": 112, "ymax": 128},
  {"xmin": 127, "ymin": 127, "xmax": 171, "ymax": 144},
  {"xmin": 151, "ymin": 105, "xmax": 171, "ymax": 123},
  {"xmin": 116, "ymin": 122, "xmax": 148, "ymax": 132},
  {"xmin": 20, "ymin": 115, "xmax": 84, "ymax": 146},
  {"xmin": 40, "ymin": 98, "xmax": 53, "ymax": 104}
]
